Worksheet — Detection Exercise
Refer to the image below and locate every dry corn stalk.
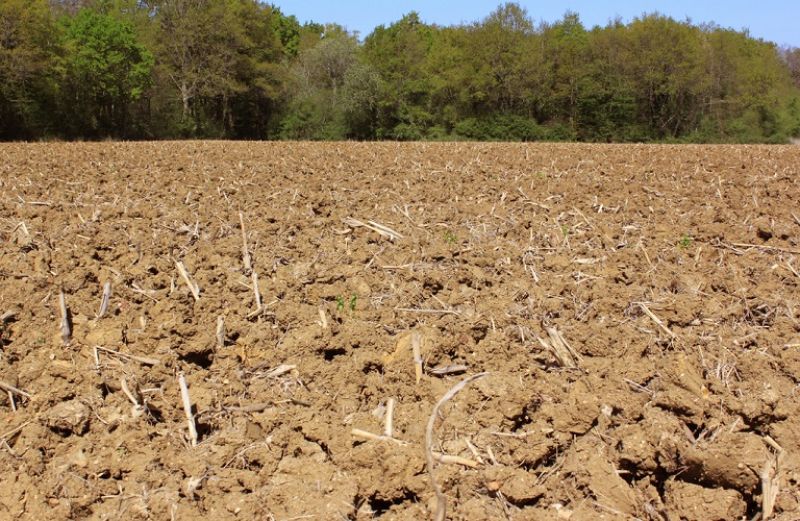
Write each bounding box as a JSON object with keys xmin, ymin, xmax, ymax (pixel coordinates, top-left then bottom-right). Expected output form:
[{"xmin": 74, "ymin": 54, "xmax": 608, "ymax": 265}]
[
  {"xmin": 216, "ymin": 315, "xmax": 225, "ymax": 348},
  {"xmin": 537, "ymin": 327, "xmax": 581, "ymax": 368},
  {"xmin": 425, "ymin": 372, "xmax": 489, "ymax": 521},
  {"xmin": 343, "ymin": 217, "xmax": 403, "ymax": 241},
  {"xmin": 178, "ymin": 373, "xmax": 198, "ymax": 447},
  {"xmin": 175, "ymin": 260, "xmax": 200, "ymax": 301},
  {"xmin": 59, "ymin": 289, "xmax": 71, "ymax": 345},
  {"xmin": 97, "ymin": 281, "xmax": 112, "ymax": 318}
]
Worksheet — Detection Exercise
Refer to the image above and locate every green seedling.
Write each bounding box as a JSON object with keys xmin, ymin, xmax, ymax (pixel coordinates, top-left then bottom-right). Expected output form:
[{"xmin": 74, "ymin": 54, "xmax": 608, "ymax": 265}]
[
  {"xmin": 336, "ymin": 294, "xmax": 358, "ymax": 313},
  {"xmin": 444, "ymin": 230, "xmax": 458, "ymax": 245},
  {"xmin": 678, "ymin": 234, "xmax": 693, "ymax": 249},
  {"xmin": 561, "ymin": 224, "xmax": 570, "ymax": 238}
]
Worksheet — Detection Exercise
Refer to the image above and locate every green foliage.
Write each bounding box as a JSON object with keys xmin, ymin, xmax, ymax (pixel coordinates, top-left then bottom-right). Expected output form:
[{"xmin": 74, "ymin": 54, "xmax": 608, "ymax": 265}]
[
  {"xmin": 454, "ymin": 115, "xmax": 542, "ymax": 141},
  {"xmin": 678, "ymin": 234, "xmax": 693, "ymax": 249},
  {"xmin": 0, "ymin": 0, "xmax": 60, "ymax": 139},
  {"xmin": 1, "ymin": 1, "xmax": 799, "ymax": 142},
  {"xmin": 57, "ymin": 8, "xmax": 154, "ymax": 138}
]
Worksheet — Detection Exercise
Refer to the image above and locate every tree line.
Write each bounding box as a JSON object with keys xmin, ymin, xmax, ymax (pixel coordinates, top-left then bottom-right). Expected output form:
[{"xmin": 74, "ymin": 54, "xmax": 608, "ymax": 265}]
[{"xmin": 2, "ymin": 0, "xmax": 799, "ymax": 142}]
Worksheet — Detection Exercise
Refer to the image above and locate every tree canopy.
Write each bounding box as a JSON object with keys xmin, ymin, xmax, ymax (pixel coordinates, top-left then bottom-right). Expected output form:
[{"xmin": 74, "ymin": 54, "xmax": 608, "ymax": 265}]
[{"xmin": 1, "ymin": 1, "xmax": 798, "ymax": 142}]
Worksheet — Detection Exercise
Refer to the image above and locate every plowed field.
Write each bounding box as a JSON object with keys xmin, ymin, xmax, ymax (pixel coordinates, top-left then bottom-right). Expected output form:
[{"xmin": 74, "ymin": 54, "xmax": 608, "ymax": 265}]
[{"xmin": 1, "ymin": 142, "xmax": 799, "ymax": 520}]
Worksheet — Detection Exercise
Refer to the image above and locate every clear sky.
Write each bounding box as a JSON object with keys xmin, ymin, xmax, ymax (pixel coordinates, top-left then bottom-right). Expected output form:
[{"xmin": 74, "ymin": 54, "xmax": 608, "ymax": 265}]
[{"xmin": 276, "ymin": 1, "xmax": 800, "ymax": 47}]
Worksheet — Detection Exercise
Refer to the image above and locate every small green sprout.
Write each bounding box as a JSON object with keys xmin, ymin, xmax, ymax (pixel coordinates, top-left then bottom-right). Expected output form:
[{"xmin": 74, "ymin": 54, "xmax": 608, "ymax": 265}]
[
  {"xmin": 444, "ymin": 230, "xmax": 458, "ymax": 245},
  {"xmin": 336, "ymin": 294, "xmax": 358, "ymax": 313},
  {"xmin": 678, "ymin": 234, "xmax": 693, "ymax": 249},
  {"xmin": 561, "ymin": 224, "xmax": 570, "ymax": 237}
]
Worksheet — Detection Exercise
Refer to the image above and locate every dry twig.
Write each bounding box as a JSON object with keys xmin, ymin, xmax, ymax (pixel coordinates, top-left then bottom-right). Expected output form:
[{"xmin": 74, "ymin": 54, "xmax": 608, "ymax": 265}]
[
  {"xmin": 59, "ymin": 289, "xmax": 71, "ymax": 345},
  {"xmin": 638, "ymin": 303, "xmax": 676, "ymax": 339},
  {"xmin": 94, "ymin": 346, "xmax": 159, "ymax": 366},
  {"xmin": 0, "ymin": 380, "xmax": 32, "ymax": 399},
  {"xmin": 425, "ymin": 372, "xmax": 489, "ymax": 521},
  {"xmin": 97, "ymin": 281, "xmax": 112, "ymax": 319},
  {"xmin": 343, "ymin": 217, "xmax": 403, "ymax": 241},
  {"xmin": 178, "ymin": 373, "xmax": 198, "ymax": 447},
  {"xmin": 537, "ymin": 327, "xmax": 582, "ymax": 368},
  {"xmin": 216, "ymin": 315, "xmax": 225, "ymax": 348},
  {"xmin": 175, "ymin": 260, "xmax": 200, "ymax": 301}
]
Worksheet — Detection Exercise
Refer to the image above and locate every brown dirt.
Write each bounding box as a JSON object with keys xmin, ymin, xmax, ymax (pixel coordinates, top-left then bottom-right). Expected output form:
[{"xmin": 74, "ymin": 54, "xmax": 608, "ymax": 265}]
[{"xmin": 1, "ymin": 142, "xmax": 799, "ymax": 520}]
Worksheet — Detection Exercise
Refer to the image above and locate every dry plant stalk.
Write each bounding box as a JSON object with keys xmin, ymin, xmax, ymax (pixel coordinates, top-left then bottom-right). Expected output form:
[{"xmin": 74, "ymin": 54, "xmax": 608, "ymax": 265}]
[
  {"xmin": 59, "ymin": 289, "xmax": 71, "ymax": 345},
  {"xmin": 638, "ymin": 303, "xmax": 676, "ymax": 339},
  {"xmin": 95, "ymin": 346, "xmax": 159, "ymax": 366},
  {"xmin": 761, "ymin": 438, "xmax": 784, "ymax": 520},
  {"xmin": 351, "ymin": 428, "xmax": 406, "ymax": 445},
  {"xmin": 343, "ymin": 217, "xmax": 403, "ymax": 241},
  {"xmin": 538, "ymin": 327, "xmax": 581, "ymax": 368},
  {"xmin": 425, "ymin": 372, "xmax": 489, "ymax": 521},
  {"xmin": 216, "ymin": 315, "xmax": 225, "ymax": 348},
  {"xmin": 428, "ymin": 364, "xmax": 469, "ymax": 377},
  {"xmin": 252, "ymin": 271, "xmax": 262, "ymax": 310},
  {"xmin": 120, "ymin": 378, "xmax": 140, "ymax": 407},
  {"xmin": 178, "ymin": 373, "xmax": 198, "ymax": 447},
  {"xmin": 396, "ymin": 307, "xmax": 461, "ymax": 316},
  {"xmin": 0, "ymin": 380, "xmax": 32, "ymax": 399},
  {"xmin": 384, "ymin": 398, "xmax": 396, "ymax": 438},
  {"xmin": 262, "ymin": 364, "xmax": 296, "ymax": 378},
  {"xmin": 0, "ymin": 420, "xmax": 32, "ymax": 443},
  {"xmin": 97, "ymin": 281, "xmax": 112, "ymax": 318},
  {"xmin": 175, "ymin": 260, "xmax": 200, "ymax": 301},
  {"xmin": 411, "ymin": 332, "xmax": 423, "ymax": 384},
  {"xmin": 239, "ymin": 212, "xmax": 252, "ymax": 274},
  {"xmin": 318, "ymin": 307, "xmax": 328, "ymax": 329},
  {"xmin": 432, "ymin": 452, "xmax": 479, "ymax": 468}
]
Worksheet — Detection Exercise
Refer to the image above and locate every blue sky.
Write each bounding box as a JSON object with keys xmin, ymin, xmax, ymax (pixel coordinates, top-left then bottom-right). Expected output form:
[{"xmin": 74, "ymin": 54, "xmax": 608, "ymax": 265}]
[{"xmin": 276, "ymin": 1, "xmax": 799, "ymax": 47}]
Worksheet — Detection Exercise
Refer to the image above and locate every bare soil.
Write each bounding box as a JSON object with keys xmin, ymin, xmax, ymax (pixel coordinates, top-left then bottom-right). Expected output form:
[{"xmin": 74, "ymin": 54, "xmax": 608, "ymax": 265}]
[{"xmin": 1, "ymin": 142, "xmax": 799, "ymax": 520}]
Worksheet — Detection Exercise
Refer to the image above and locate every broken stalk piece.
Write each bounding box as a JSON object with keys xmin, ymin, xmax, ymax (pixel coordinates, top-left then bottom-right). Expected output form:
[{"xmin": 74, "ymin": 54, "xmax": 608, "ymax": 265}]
[
  {"xmin": 178, "ymin": 373, "xmax": 198, "ymax": 447},
  {"xmin": 175, "ymin": 260, "xmax": 200, "ymax": 301},
  {"xmin": 59, "ymin": 289, "xmax": 71, "ymax": 345},
  {"xmin": 97, "ymin": 281, "xmax": 112, "ymax": 318}
]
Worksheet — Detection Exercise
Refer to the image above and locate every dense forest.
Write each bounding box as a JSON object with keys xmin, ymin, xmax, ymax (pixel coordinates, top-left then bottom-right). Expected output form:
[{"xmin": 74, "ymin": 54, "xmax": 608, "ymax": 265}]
[{"xmin": 2, "ymin": 0, "xmax": 800, "ymax": 142}]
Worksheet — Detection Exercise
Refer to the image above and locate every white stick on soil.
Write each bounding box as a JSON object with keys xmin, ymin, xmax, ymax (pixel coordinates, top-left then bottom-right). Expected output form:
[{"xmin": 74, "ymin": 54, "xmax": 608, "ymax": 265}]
[
  {"xmin": 175, "ymin": 260, "xmax": 200, "ymax": 301},
  {"xmin": 97, "ymin": 281, "xmax": 112, "ymax": 318},
  {"xmin": 638, "ymin": 302, "xmax": 676, "ymax": 339},
  {"xmin": 59, "ymin": 289, "xmax": 71, "ymax": 345},
  {"xmin": 252, "ymin": 271, "xmax": 262, "ymax": 311},
  {"xmin": 216, "ymin": 315, "xmax": 225, "ymax": 348},
  {"xmin": 0, "ymin": 380, "xmax": 32, "ymax": 399},
  {"xmin": 95, "ymin": 346, "xmax": 159, "ymax": 366},
  {"xmin": 425, "ymin": 372, "xmax": 489, "ymax": 521},
  {"xmin": 384, "ymin": 398, "xmax": 396, "ymax": 438},
  {"xmin": 178, "ymin": 373, "xmax": 198, "ymax": 447}
]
